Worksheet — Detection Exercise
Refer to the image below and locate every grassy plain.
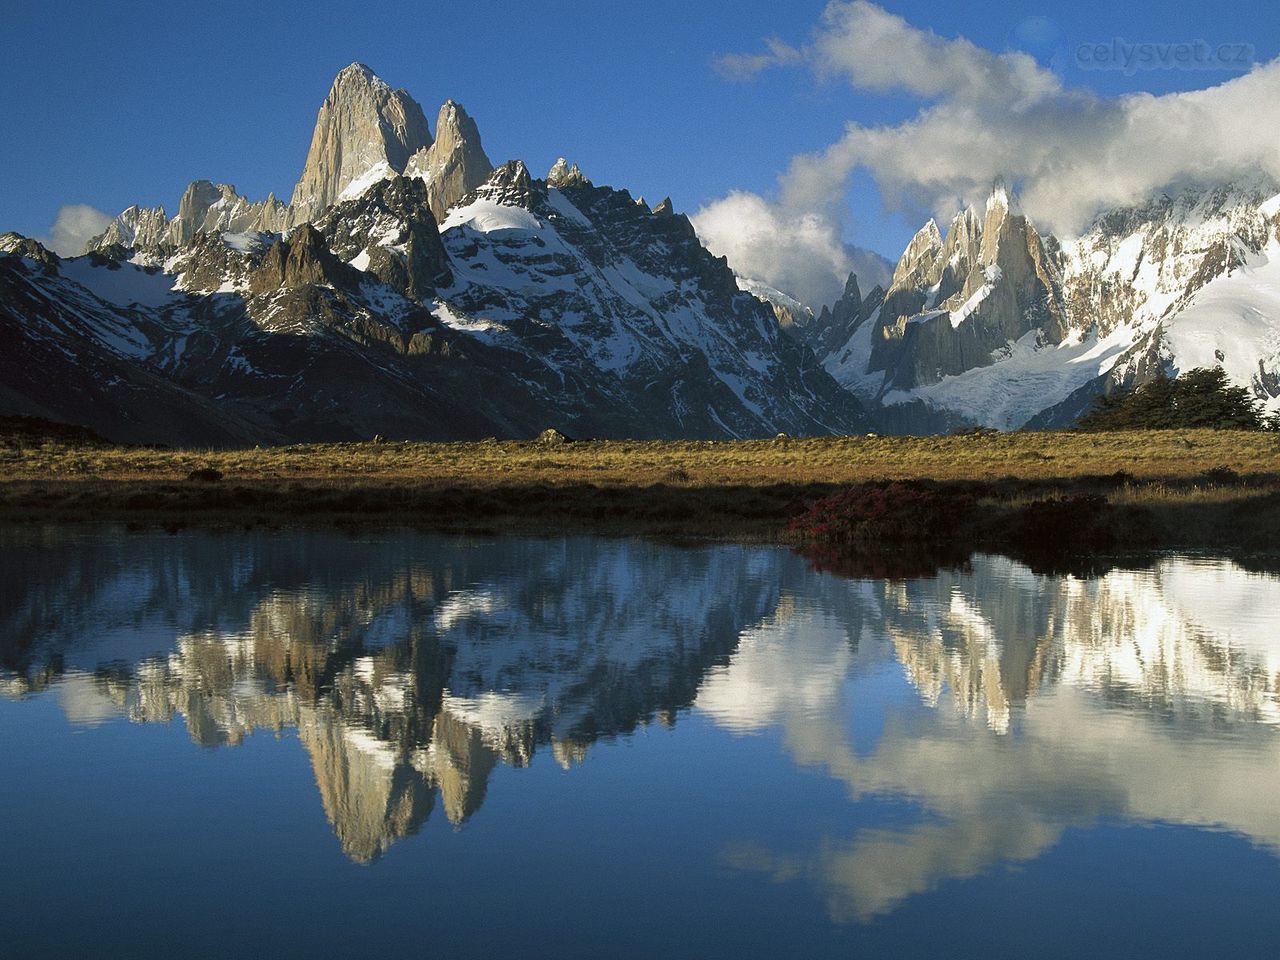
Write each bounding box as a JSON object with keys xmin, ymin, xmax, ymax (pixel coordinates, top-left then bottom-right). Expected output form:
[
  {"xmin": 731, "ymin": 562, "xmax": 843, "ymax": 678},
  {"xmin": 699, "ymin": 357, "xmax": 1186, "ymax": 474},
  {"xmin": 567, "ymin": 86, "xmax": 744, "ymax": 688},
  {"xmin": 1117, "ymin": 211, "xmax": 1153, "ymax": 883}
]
[{"xmin": 2, "ymin": 430, "xmax": 1279, "ymax": 551}]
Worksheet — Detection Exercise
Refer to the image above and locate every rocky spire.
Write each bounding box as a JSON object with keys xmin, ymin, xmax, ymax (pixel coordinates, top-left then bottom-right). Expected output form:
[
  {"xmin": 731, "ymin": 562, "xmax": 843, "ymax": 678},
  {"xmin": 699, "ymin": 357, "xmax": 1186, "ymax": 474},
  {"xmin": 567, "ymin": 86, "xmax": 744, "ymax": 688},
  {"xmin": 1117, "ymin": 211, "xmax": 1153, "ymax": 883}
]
[
  {"xmin": 807, "ymin": 271, "xmax": 884, "ymax": 359},
  {"xmin": 980, "ymin": 179, "xmax": 1026, "ymax": 264},
  {"xmin": 289, "ymin": 63, "xmax": 433, "ymax": 224},
  {"xmin": 891, "ymin": 219, "xmax": 943, "ymax": 289},
  {"xmin": 867, "ymin": 181, "xmax": 1070, "ymax": 393},
  {"xmin": 840, "ymin": 272, "xmax": 862, "ymax": 309},
  {"xmin": 248, "ymin": 223, "xmax": 357, "ymax": 294},
  {"xmin": 934, "ymin": 206, "xmax": 983, "ymax": 303},
  {"xmin": 404, "ymin": 100, "xmax": 494, "ymax": 221},
  {"xmin": 547, "ymin": 158, "xmax": 589, "ymax": 189}
]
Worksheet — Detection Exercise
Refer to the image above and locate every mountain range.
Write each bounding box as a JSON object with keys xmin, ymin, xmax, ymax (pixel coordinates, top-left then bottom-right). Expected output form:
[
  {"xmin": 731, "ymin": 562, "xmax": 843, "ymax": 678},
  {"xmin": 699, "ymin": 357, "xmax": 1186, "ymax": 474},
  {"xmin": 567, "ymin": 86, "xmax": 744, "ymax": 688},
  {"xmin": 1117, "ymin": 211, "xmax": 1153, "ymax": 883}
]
[
  {"xmin": 2, "ymin": 62, "xmax": 1278, "ymax": 442},
  {"xmin": 792, "ymin": 177, "xmax": 1280, "ymax": 431}
]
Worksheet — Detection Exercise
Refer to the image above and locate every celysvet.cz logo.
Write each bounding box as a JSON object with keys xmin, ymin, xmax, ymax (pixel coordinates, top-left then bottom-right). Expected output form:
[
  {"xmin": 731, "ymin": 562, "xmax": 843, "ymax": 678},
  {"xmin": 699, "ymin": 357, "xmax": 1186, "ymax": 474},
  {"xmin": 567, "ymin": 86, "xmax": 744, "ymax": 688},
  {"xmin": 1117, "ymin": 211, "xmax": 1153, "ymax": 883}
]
[{"xmin": 1077, "ymin": 39, "xmax": 1254, "ymax": 74}]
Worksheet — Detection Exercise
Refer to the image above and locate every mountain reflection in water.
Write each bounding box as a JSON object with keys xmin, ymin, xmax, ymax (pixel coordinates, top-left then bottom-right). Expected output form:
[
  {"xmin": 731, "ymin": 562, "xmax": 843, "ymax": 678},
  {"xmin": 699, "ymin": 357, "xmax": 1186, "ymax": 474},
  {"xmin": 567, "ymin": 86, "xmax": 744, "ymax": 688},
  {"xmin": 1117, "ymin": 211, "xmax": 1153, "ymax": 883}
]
[{"xmin": 2, "ymin": 528, "xmax": 1278, "ymax": 927}]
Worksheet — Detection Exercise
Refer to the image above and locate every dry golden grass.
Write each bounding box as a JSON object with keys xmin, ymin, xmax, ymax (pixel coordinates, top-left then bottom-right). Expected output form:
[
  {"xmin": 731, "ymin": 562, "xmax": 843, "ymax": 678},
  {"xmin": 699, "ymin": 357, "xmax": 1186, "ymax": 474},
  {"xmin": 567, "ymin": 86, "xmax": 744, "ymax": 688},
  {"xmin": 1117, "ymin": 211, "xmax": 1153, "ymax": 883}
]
[{"xmin": 3, "ymin": 430, "xmax": 1278, "ymax": 487}]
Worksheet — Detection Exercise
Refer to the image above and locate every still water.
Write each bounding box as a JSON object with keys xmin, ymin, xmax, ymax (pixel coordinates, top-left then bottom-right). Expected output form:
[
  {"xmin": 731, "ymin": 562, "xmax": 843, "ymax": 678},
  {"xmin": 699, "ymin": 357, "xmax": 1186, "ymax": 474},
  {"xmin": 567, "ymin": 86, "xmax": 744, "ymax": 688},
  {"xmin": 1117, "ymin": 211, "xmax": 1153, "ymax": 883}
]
[{"xmin": 2, "ymin": 528, "xmax": 1278, "ymax": 959}]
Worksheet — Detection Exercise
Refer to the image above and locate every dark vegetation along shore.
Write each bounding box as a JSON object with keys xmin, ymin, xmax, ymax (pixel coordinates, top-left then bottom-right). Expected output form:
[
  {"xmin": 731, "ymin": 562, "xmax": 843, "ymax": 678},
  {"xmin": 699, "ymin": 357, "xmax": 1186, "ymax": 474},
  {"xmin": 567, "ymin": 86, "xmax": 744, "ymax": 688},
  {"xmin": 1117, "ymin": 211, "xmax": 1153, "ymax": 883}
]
[{"xmin": 4, "ymin": 415, "xmax": 1280, "ymax": 573}]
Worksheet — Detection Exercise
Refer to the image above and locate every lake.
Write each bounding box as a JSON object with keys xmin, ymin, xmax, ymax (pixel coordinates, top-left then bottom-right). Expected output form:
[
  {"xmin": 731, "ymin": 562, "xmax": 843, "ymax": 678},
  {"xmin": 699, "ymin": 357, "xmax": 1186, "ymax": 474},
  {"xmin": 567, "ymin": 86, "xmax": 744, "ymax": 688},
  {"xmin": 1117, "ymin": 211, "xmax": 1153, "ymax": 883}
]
[{"xmin": 2, "ymin": 527, "xmax": 1278, "ymax": 959}]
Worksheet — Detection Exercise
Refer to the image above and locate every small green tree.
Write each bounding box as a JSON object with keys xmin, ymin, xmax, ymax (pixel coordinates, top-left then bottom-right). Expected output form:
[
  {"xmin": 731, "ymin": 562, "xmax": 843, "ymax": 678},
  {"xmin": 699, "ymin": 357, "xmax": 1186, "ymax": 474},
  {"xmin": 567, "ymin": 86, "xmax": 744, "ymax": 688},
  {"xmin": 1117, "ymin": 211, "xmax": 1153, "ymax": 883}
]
[{"xmin": 1078, "ymin": 367, "xmax": 1265, "ymax": 431}]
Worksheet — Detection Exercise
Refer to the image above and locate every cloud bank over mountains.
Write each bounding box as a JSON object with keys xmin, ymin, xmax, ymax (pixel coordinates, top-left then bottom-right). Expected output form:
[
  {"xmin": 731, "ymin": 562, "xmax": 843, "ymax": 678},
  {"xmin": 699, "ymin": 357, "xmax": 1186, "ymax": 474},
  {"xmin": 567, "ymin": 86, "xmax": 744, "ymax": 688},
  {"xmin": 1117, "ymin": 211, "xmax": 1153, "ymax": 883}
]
[
  {"xmin": 695, "ymin": 0, "xmax": 1278, "ymax": 309},
  {"xmin": 42, "ymin": 204, "xmax": 112, "ymax": 257}
]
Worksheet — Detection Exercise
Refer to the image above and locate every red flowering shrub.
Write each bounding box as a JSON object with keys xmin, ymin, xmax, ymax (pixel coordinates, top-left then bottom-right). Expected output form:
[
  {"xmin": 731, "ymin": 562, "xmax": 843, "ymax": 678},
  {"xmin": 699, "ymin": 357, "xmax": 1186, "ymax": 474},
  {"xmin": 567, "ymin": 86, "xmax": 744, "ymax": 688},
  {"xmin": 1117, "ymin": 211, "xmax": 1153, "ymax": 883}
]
[{"xmin": 789, "ymin": 483, "xmax": 973, "ymax": 546}]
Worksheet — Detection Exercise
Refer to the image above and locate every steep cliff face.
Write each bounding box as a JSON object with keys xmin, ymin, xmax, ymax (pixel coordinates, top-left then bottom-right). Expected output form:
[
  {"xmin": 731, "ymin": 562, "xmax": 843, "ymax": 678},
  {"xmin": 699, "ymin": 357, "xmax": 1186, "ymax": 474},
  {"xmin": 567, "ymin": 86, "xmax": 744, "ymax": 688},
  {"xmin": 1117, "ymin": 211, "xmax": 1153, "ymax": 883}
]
[
  {"xmin": 805, "ymin": 273, "xmax": 884, "ymax": 369},
  {"xmin": 88, "ymin": 204, "xmax": 170, "ymax": 252},
  {"xmin": 288, "ymin": 62, "xmax": 433, "ymax": 223}
]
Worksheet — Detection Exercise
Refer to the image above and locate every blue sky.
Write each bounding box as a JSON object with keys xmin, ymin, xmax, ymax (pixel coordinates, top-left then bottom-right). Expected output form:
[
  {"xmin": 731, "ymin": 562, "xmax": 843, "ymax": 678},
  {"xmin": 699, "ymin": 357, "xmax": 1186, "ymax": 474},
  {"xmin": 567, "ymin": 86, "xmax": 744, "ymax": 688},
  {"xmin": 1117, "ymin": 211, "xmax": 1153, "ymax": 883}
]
[{"xmin": 3, "ymin": 0, "xmax": 1277, "ymax": 298}]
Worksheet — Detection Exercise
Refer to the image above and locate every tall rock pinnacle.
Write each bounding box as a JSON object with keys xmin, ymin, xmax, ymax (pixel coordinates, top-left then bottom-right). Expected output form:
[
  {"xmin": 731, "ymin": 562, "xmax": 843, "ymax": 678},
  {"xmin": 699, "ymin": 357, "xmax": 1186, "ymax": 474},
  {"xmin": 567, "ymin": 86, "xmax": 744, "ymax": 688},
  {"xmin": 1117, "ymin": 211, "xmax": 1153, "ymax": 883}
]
[
  {"xmin": 289, "ymin": 63, "xmax": 433, "ymax": 224},
  {"xmin": 404, "ymin": 100, "xmax": 494, "ymax": 221}
]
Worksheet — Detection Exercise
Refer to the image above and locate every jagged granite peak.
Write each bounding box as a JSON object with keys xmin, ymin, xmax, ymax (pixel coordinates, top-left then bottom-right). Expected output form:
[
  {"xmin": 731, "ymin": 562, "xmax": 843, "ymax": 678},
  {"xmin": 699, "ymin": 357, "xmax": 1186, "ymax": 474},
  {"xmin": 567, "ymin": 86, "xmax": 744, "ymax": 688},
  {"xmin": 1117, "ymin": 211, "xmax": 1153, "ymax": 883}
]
[
  {"xmin": 547, "ymin": 158, "xmax": 589, "ymax": 188},
  {"xmin": 840, "ymin": 272, "xmax": 862, "ymax": 309},
  {"xmin": 87, "ymin": 204, "xmax": 170, "ymax": 253},
  {"xmin": 866, "ymin": 184, "xmax": 1069, "ymax": 393},
  {"xmin": 811, "ymin": 174, "xmax": 1280, "ymax": 432},
  {"xmin": 86, "ymin": 185, "xmax": 287, "ymax": 258},
  {"xmin": 467, "ymin": 160, "xmax": 536, "ymax": 209},
  {"xmin": 935, "ymin": 206, "xmax": 983, "ymax": 302},
  {"xmin": 249, "ymin": 223, "xmax": 358, "ymax": 295},
  {"xmin": 289, "ymin": 62, "xmax": 433, "ymax": 224},
  {"xmin": 313, "ymin": 175, "xmax": 452, "ymax": 299},
  {"xmin": 807, "ymin": 273, "xmax": 885, "ymax": 361},
  {"xmin": 0, "ymin": 233, "xmax": 59, "ymax": 270},
  {"xmin": 986, "ymin": 178, "xmax": 1023, "ymax": 219},
  {"xmin": 169, "ymin": 180, "xmax": 288, "ymax": 246},
  {"xmin": 1, "ymin": 89, "xmax": 867, "ymax": 443},
  {"xmin": 891, "ymin": 219, "xmax": 943, "ymax": 289},
  {"xmin": 403, "ymin": 100, "xmax": 494, "ymax": 221},
  {"xmin": 652, "ymin": 197, "xmax": 675, "ymax": 217}
]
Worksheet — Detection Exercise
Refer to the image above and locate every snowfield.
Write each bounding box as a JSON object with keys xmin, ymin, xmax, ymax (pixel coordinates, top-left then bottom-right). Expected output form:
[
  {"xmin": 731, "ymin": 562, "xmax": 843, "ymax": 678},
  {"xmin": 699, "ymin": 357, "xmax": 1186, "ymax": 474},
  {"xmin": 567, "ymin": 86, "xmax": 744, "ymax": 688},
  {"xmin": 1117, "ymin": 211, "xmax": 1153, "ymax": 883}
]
[{"xmin": 1164, "ymin": 241, "xmax": 1280, "ymax": 416}]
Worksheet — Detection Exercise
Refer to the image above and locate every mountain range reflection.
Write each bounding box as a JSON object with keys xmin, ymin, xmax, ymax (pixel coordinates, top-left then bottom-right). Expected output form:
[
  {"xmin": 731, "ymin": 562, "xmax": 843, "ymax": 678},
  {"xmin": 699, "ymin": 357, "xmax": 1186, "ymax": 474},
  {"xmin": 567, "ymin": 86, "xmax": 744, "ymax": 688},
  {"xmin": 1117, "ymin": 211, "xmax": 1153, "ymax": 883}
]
[
  {"xmin": 2, "ymin": 529, "xmax": 1278, "ymax": 909},
  {"xmin": 699, "ymin": 553, "xmax": 1280, "ymax": 920},
  {"xmin": 1, "ymin": 531, "xmax": 776, "ymax": 862}
]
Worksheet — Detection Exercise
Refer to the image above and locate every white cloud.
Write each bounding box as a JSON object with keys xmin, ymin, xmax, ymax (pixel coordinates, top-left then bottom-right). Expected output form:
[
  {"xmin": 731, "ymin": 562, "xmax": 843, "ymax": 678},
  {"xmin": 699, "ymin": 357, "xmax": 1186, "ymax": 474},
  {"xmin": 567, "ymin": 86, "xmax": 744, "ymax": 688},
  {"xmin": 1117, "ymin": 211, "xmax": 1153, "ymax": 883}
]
[
  {"xmin": 691, "ymin": 191, "xmax": 890, "ymax": 310},
  {"xmin": 702, "ymin": 1, "xmax": 1275, "ymax": 305},
  {"xmin": 42, "ymin": 204, "xmax": 113, "ymax": 257},
  {"xmin": 806, "ymin": 0, "xmax": 1061, "ymax": 107},
  {"xmin": 714, "ymin": 38, "xmax": 803, "ymax": 81}
]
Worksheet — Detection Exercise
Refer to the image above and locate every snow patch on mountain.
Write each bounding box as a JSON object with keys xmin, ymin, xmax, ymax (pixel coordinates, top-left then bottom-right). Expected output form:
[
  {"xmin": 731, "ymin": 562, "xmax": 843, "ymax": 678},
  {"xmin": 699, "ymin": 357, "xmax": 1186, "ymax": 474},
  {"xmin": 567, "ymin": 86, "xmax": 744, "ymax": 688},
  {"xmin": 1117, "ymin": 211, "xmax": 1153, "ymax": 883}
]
[
  {"xmin": 441, "ymin": 198, "xmax": 542, "ymax": 234},
  {"xmin": 336, "ymin": 160, "xmax": 396, "ymax": 203},
  {"xmin": 737, "ymin": 277, "xmax": 810, "ymax": 318},
  {"xmin": 58, "ymin": 258, "xmax": 179, "ymax": 309},
  {"xmin": 431, "ymin": 300, "xmax": 508, "ymax": 338},
  {"xmin": 949, "ymin": 265, "xmax": 1002, "ymax": 328},
  {"xmin": 815, "ymin": 176, "xmax": 1280, "ymax": 429}
]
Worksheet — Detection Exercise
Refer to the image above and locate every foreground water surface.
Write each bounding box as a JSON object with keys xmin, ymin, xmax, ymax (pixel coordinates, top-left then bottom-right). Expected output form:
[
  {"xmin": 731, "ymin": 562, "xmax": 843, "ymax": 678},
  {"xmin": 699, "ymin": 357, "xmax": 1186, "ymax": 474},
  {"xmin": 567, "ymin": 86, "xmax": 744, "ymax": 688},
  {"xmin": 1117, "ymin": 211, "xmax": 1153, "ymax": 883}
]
[{"xmin": 2, "ymin": 528, "xmax": 1279, "ymax": 959}]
